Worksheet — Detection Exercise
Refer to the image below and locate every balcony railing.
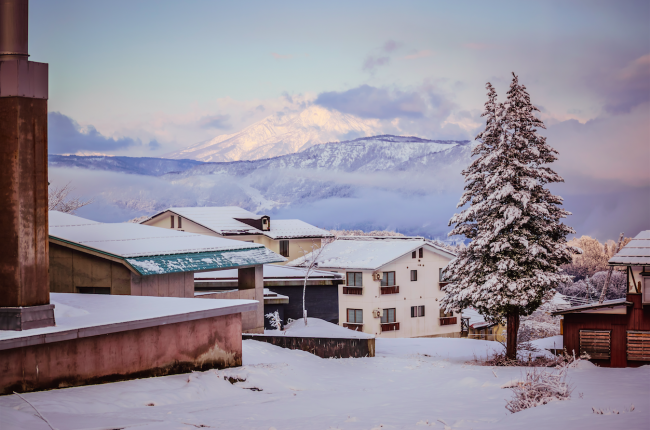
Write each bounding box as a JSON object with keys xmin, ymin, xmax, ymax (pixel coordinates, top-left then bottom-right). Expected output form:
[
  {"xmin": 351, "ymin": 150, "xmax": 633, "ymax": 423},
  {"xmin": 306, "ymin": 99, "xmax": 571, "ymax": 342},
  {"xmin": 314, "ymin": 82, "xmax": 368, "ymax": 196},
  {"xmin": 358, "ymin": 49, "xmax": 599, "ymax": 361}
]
[
  {"xmin": 380, "ymin": 285, "xmax": 399, "ymax": 295},
  {"xmin": 343, "ymin": 286, "xmax": 363, "ymax": 295},
  {"xmin": 439, "ymin": 317, "xmax": 457, "ymax": 326},
  {"xmin": 380, "ymin": 322, "xmax": 400, "ymax": 332},
  {"xmin": 343, "ymin": 323, "xmax": 363, "ymax": 331}
]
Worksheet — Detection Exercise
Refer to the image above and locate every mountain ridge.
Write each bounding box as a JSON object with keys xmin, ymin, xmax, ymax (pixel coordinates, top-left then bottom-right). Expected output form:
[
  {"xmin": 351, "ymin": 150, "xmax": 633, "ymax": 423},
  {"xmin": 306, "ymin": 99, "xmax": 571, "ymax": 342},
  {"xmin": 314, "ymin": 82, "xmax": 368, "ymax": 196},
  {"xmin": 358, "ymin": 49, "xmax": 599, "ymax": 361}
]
[{"xmin": 163, "ymin": 106, "xmax": 380, "ymax": 162}]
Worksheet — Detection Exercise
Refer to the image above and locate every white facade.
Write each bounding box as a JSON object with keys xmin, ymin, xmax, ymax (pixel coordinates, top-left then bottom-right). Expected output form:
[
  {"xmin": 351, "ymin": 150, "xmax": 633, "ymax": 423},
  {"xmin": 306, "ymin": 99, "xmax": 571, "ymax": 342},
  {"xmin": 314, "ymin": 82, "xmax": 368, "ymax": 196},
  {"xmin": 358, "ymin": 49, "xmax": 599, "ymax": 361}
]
[{"xmin": 293, "ymin": 237, "xmax": 459, "ymax": 338}]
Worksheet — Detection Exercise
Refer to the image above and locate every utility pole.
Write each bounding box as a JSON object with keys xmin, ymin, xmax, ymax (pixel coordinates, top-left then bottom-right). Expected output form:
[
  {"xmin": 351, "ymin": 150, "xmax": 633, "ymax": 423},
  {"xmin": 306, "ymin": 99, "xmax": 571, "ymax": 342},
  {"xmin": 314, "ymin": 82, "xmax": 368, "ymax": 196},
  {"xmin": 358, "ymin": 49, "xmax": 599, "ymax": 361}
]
[{"xmin": 598, "ymin": 233, "xmax": 625, "ymax": 304}]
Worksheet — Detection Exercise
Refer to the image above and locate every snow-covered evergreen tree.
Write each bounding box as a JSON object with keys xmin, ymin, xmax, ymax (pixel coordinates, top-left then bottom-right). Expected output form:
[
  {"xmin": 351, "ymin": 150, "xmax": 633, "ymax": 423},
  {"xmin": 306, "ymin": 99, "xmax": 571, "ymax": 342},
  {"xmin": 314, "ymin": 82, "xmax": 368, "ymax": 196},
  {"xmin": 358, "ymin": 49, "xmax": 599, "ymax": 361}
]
[{"xmin": 441, "ymin": 74, "xmax": 579, "ymax": 359}]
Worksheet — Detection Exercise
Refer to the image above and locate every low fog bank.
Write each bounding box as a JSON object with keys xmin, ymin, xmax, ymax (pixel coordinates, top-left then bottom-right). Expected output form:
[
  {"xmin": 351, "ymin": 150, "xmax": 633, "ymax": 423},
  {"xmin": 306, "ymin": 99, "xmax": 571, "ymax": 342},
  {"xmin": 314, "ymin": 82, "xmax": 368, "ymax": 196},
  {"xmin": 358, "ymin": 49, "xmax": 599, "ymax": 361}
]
[{"xmin": 49, "ymin": 165, "xmax": 649, "ymax": 243}]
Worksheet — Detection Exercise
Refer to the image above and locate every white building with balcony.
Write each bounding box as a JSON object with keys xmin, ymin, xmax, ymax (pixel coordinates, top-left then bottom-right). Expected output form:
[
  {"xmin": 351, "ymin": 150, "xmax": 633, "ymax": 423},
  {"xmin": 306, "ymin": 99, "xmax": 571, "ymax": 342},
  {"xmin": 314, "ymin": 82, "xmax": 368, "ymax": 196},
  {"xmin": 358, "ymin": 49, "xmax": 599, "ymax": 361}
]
[{"xmin": 288, "ymin": 236, "xmax": 460, "ymax": 338}]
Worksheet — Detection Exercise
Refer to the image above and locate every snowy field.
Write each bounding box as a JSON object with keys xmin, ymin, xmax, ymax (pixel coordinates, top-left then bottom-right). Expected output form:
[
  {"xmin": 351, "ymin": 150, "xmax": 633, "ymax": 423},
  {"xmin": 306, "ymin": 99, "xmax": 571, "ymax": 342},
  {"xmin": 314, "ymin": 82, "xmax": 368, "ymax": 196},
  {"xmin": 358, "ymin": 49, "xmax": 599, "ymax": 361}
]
[{"xmin": 1, "ymin": 338, "xmax": 648, "ymax": 430}]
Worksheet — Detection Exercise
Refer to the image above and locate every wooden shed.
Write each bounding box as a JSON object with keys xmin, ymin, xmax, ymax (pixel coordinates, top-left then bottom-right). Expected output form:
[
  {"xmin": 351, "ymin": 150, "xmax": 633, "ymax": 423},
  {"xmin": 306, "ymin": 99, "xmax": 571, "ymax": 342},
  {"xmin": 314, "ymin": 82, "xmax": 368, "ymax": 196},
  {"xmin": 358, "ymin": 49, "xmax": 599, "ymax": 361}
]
[{"xmin": 554, "ymin": 230, "xmax": 650, "ymax": 367}]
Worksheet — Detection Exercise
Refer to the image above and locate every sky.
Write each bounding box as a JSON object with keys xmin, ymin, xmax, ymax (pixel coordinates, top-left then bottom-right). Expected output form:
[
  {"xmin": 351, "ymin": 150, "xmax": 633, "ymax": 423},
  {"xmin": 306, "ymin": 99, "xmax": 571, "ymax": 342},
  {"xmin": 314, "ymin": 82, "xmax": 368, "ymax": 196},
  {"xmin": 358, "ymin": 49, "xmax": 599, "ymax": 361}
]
[{"xmin": 34, "ymin": 0, "xmax": 649, "ymax": 240}]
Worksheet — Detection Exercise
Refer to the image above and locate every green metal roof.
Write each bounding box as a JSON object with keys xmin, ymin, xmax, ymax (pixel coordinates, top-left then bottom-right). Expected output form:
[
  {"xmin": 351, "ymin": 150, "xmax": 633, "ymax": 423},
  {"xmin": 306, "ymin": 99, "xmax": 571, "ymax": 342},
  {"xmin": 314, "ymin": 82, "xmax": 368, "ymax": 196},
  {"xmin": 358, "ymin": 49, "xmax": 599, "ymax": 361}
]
[{"xmin": 124, "ymin": 247, "xmax": 285, "ymax": 276}]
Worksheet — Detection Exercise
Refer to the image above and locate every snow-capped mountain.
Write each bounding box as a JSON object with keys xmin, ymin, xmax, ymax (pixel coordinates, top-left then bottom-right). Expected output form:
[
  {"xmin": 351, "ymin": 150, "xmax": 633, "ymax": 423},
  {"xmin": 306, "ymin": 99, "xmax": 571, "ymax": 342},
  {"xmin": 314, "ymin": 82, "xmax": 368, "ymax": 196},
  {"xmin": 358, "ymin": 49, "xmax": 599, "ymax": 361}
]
[
  {"xmin": 49, "ymin": 135, "xmax": 472, "ymax": 238},
  {"xmin": 164, "ymin": 106, "xmax": 378, "ymax": 162}
]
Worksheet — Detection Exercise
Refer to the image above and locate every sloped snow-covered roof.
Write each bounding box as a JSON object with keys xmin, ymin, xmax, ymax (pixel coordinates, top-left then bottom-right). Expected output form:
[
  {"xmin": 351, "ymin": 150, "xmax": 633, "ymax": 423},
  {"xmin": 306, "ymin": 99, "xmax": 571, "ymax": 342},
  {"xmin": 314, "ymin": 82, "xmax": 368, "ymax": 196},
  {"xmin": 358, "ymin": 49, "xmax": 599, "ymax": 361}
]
[
  {"xmin": 195, "ymin": 264, "xmax": 343, "ymax": 281},
  {"xmin": 460, "ymin": 308, "xmax": 495, "ymax": 329},
  {"xmin": 49, "ymin": 211, "xmax": 285, "ymax": 275},
  {"xmin": 144, "ymin": 206, "xmax": 333, "ymax": 239},
  {"xmin": 551, "ymin": 298, "xmax": 632, "ymax": 315},
  {"xmin": 286, "ymin": 236, "xmax": 455, "ymax": 270},
  {"xmin": 263, "ymin": 219, "xmax": 334, "ymax": 239},
  {"xmin": 609, "ymin": 230, "xmax": 650, "ymax": 265},
  {"xmin": 150, "ymin": 206, "xmax": 261, "ymax": 235}
]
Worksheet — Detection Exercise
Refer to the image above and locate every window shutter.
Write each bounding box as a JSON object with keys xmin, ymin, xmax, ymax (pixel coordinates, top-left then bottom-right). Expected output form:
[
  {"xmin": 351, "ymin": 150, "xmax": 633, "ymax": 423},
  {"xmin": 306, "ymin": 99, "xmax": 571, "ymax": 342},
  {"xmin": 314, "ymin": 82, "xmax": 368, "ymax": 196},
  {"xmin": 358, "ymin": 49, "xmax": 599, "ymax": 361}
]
[
  {"xmin": 627, "ymin": 331, "xmax": 650, "ymax": 361},
  {"xmin": 580, "ymin": 330, "xmax": 611, "ymax": 360}
]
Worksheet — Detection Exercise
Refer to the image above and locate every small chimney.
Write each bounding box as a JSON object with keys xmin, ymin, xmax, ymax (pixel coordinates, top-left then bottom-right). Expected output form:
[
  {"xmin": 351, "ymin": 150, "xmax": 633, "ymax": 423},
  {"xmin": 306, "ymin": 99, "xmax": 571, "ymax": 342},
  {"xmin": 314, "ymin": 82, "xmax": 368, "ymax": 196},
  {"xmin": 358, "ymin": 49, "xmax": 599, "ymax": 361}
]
[{"xmin": 0, "ymin": 0, "xmax": 29, "ymax": 61}]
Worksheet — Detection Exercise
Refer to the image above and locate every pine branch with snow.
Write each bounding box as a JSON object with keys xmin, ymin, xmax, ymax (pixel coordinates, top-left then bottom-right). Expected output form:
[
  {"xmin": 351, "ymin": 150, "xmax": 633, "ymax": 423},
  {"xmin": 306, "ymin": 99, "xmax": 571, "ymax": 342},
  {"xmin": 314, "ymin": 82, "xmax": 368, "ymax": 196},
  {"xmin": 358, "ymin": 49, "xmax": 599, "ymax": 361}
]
[{"xmin": 441, "ymin": 75, "xmax": 580, "ymax": 360}]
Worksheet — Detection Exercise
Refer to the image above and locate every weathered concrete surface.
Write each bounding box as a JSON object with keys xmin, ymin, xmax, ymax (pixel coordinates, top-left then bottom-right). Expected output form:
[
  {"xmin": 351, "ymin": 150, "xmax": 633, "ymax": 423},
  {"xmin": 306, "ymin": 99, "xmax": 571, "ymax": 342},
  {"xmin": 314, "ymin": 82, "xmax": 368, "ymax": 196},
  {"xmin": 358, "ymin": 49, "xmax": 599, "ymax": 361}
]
[
  {"xmin": 198, "ymin": 288, "xmax": 263, "ymax": 333},
  {"xmin": 243, "ymin": 335, "xmax": 375, "ymax": 358},
  {"xmin": 0, "ymin": 97, "xmax": 49, "ymax": 308},
  {"xmin": 0, "ymin": 313, "xmax": 242, "ymax": 395}
]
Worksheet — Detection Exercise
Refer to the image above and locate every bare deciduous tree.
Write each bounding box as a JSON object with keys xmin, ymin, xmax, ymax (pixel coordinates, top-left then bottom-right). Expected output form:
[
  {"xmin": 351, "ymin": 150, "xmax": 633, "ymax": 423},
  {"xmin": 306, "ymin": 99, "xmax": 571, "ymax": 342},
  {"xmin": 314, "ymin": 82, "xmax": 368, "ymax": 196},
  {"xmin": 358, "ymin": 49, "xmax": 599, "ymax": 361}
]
[{"xmin": 48, "ymin": 182, "xmax": 94, "ymax": 214}]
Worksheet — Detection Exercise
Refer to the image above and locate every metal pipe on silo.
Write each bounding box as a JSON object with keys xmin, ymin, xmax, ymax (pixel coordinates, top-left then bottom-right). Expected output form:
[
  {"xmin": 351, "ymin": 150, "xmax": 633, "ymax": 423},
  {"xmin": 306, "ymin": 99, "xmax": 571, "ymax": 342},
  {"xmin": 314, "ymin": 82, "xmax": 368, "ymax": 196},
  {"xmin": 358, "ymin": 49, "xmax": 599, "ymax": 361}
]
[{"xmin": 0, "ymin": 0, "xmax": 29, "ymax": 60}]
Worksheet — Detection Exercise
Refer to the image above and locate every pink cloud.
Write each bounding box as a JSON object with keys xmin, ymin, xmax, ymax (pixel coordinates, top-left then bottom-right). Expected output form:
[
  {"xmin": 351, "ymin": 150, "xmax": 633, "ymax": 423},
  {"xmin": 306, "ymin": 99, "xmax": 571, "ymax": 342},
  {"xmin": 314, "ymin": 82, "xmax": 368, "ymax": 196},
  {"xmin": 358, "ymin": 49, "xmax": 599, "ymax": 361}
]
[
  {"xmin": 404, "ymin": 50, "xmax": 433, "ymax": 60},
  {"xmin": 271, "ymin": 52, "xmax": 293, "ymax": 60},
  {"xmin": 463, "ymin": 43, "xmax": 491, "ymax": 50}
]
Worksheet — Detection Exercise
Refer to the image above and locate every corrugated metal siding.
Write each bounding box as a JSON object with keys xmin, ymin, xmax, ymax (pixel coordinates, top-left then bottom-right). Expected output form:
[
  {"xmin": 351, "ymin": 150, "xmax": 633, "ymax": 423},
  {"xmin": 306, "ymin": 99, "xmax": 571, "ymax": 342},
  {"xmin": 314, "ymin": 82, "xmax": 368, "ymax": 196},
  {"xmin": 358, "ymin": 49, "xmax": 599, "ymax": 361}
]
[
  {"xmin": 609, "ymin": 231, "xmax": 650, "ymax": 265},
  {"xmin": 126, "ymin": 248, "xmax": 284, "ymax": 276}
]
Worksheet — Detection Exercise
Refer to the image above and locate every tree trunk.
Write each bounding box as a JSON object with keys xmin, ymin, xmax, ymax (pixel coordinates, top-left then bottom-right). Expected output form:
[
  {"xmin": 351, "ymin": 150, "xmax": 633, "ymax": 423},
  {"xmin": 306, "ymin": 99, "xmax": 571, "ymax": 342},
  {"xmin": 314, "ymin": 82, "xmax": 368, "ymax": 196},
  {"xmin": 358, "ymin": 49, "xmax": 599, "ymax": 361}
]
[
  {"xmin": 506, "ymin": 311, "xmax": 520, "ymax": 360},
  {"xmin": 302, "ymin": 277, "xmax": 308, "ymax": 326}
]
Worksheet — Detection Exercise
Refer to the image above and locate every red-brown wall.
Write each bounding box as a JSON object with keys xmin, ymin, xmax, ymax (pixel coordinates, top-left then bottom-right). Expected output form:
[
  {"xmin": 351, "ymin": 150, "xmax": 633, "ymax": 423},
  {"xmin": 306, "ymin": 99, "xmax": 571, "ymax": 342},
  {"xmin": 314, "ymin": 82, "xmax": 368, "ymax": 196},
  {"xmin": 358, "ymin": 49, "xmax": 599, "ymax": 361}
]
[
  {"xmin": 0, "ymin": 313, "xmax": 242, "ymax": 395},
  {"xmin": 563, "ymin": 293, "xmax": 650, "ymax": 368}
]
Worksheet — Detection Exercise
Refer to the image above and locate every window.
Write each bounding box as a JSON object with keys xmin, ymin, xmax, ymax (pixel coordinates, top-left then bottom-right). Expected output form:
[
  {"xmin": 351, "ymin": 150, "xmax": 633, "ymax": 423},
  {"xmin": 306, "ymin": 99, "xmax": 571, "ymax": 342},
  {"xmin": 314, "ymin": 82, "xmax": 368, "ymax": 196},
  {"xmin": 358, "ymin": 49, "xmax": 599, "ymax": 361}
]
[
  {"xmin": 412, "ymin": 250, "xmax": 416, "ymax": 258},
  {"xmin": 279, "ymin": 240, "xmax": 289, "ymax": 257},
  {"xmin": 346, "ymin": 272, "xmax": 363, "ymax": 286},
  {"xmin": 419, "ymin": 248, "xmax": 423, "ymax": 258},
  {"xmin": 381, "ymin": 308, "xmax": 396, "ymax": 323},
  {"xmin": 170, "ymin": 215, "xmax": 175, "ymax": 228},
  {"xmin": 381, "ymin": 271, "xmax": 395, "ymax": 286},
  {"xmin": 411, "ymin": 306, "xmax": 425, "ymax": 317},
  {"xmin": 439, "ymin": 309, "xmax": 454, "ymax": 318},
  {"xmin": 178, "ymin": 216, "xmax": 182, "ymax": 229},
  {"xmin": 411, "ymin": 270, "xmax": 418, "ymax": 281},
  {"xmin": 77, "ymin": 286, "xmax": 111, "ymax": 295},
  {"xmin": 439, "ymin": 268, "xmax": 444, "ymax": 281},
  {"xmin": 347, "ymin": 309, "xmax": 363, "ymax": 324}
]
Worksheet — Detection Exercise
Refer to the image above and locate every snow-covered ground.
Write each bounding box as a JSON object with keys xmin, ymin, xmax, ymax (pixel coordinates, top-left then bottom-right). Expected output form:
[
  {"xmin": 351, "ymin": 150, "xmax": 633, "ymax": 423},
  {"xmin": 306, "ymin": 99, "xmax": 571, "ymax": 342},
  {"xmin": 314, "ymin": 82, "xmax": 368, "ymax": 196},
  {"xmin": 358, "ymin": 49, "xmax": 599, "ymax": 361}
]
[
  {"xmin": 261, "ymin": 317, "xmax": 375, "ymax": 339},
  {"xmin": 1, "ymin": 338, "xmax": 647, "ymax": 430}
]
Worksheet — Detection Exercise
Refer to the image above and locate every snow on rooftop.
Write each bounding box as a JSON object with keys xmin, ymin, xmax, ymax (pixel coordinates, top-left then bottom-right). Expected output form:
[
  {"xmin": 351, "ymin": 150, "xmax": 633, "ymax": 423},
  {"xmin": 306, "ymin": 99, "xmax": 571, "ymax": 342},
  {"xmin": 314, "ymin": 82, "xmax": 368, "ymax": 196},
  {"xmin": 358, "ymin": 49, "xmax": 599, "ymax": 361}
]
[
  {"xmin": 155, "ymin": 206, "xmax": 261, "ymax": 235},
  {"xmin": 0, "ymin": 293, "xmax": 256, "ymax": 350},
  {"xmin": 609, "ymin": 230, "xmax": 650, "ymax": 265},
  {"xmin": 263, "ymin": 219, "xmax": 334, "ymax": 239},
  {"xmin": 195, "ymin": 264, "xmax": 343, "ymax": 281},
  {"xmin": 147, "ymin": 206, "xmax": 333, "ymax": 239},
  {"xmin": 287, "ymin": 236, "xmax": 454, "ymax": 270},
  {"xmin": 49, "ymin": 210, "xmax": 265, "ymax": 258},
  {"xmin": 460, "ymin": 308, "xmax": 493, "ymax": 329}
]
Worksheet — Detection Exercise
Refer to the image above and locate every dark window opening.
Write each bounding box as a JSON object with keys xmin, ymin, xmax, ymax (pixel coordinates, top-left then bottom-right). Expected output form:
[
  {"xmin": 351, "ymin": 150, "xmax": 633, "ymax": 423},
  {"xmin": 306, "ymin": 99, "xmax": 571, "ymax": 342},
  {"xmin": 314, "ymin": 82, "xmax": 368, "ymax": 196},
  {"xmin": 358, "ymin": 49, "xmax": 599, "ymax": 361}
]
[
  {"xmin": 77, "ymin": 286, "xmax": 111, "ymax": 295},
  {"xmin": 279, "ymin": 240, "xmax": 289, "ymax": 257},
  {"xmin": 439, "ymin": 309, "xmax": 454, "ymax": 318},
  {"xmin": 419, "ymin": 248, "xmax": 423, "ymax": 258},
  {"xmin": 381, "ymin": 308, "xmax": 396, "ymax": 324},
  {"xmin": 178, "ymin": 216, "xmax": 182, "ymax": 229},
  {"xmin": 170, "ymin": 215, "xmax": 175, "ymax": 229},
  {"xmin": 411, "ymin": 306, "xmax": 425, "ymax": 318},
  {"xmin": 411, "ymin": 270, "xmax": 418, "ymax": 281},
  {"xmin": 347, "ymin": 308, "xmax": 363, "ymax": 323},
  {"xmin": 412, "ymin": 250, "xmax": 416, "ymax": 259},
  {"xmin": 381, "ymin": 271, "xmax": 395, "ymax": 286},
  {"xmin": 346, "ymin": 272, "xmax": 363, "ymax": 286}
]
